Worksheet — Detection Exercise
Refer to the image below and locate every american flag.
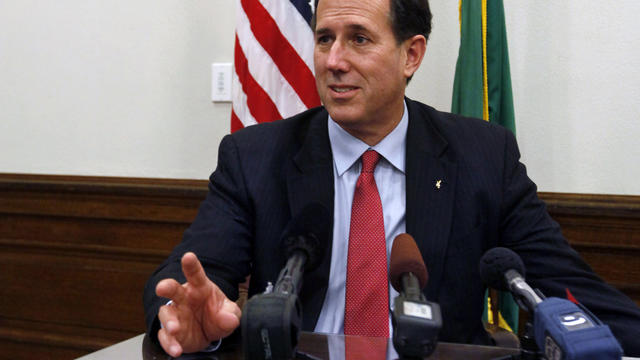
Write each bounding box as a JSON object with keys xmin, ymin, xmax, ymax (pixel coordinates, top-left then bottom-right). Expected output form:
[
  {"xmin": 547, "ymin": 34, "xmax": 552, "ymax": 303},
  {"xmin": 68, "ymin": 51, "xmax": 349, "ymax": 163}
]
[{"xmin": 232, "ymin": 0, "xmax": 321, "ymax": 132}]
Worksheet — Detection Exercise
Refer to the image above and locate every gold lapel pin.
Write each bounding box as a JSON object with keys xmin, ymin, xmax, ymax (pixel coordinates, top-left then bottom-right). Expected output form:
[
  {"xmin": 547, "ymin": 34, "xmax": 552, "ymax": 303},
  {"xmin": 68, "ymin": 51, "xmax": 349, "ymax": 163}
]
[{"xmin": 435, "ymin": 179, "xmax": 442, "ymax": 189}]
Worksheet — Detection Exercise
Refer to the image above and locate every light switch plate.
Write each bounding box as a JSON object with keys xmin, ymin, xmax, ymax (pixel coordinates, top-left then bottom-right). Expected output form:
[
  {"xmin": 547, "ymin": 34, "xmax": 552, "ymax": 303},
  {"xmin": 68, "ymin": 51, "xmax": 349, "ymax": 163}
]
[{"xmin": 211, "ymin": 63, "xmax": 232, "ymax": 102}]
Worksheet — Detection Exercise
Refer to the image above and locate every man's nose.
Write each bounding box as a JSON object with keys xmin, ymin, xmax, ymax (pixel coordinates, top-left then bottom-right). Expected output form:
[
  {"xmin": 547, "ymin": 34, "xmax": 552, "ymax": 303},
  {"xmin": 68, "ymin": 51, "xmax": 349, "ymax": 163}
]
[{"xmin": 326, "ymin": 41, "xmax": 350, "ymax": 73}]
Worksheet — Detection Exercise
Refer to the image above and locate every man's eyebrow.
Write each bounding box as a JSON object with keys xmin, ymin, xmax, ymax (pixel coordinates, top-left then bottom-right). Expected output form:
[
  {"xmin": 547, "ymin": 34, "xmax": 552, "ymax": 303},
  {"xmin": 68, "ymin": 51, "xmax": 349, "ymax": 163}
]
[
  {"xmin": 346, "ymin": 23, "xmax": 369, "ymax": 33},
  {"xmin": 315, "ymin": 27, "xmax": 332, "ymax": 36},
  {"xmin": 315, "ymin": 23, "xmax": 370, "ymax": 35}
]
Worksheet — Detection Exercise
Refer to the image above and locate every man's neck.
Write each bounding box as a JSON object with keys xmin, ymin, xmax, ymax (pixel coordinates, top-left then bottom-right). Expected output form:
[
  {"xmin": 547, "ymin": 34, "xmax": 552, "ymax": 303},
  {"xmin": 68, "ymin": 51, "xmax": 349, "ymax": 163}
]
[{"xmin": 339, "ymin": 100, "xmax": 406, "ymax": 146}]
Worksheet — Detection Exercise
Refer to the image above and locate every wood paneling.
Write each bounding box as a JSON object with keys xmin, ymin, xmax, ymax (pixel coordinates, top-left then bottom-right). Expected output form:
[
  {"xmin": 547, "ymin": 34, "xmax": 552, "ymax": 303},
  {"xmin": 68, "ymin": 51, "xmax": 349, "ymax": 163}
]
[
  {"xmin": 0, "ymin": 174, "xmax": 638, "ymax": 358},
  {"xmin": 0, "ymin": 174, "xmax": 207, "ymax": 359}
]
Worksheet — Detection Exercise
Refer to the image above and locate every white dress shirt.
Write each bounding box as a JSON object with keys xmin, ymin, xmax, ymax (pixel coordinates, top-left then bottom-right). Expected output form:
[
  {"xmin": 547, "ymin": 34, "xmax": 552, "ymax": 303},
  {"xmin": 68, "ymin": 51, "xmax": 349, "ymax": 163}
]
[{"xmin": 314, "ymin": 101, "xmax": 408, "ymax": 337}]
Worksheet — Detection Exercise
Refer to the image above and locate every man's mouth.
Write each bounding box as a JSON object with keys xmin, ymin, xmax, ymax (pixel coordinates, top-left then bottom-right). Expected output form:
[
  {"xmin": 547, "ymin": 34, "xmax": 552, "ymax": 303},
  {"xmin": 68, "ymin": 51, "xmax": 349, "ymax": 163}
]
[{"xmin": 330, "ymin": 86, "xmax": 357, "ymax": 93}]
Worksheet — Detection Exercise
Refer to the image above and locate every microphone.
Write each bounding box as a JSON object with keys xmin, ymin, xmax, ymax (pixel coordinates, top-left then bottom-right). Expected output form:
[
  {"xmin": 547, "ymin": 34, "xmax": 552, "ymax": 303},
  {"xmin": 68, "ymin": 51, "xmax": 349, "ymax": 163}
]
[
  {"xmin": 390, "ymin": 234, "xmax": 441, "ymax": 359},
  {"xmin": 479, "ymin": 247, "xmax": 623, "ymax": 360},
  {"xmin": 272, "ymin": 203, "xmax": 329, "ymax": 295},
  {"xmin": 478, "ymin": 246, "xmax": 543, "ymax": 312},
  {"xmin": 241, "ymin": 203, "xmax": 330, "ymax": 360}
]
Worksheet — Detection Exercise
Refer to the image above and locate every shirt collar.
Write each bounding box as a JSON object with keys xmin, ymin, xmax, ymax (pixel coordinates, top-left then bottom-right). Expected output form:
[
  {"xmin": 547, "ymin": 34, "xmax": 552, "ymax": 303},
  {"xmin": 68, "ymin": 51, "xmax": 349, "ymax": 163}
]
[{"xmin": 328, "ymin": 101, "xmax": 408, "ymax": 176}]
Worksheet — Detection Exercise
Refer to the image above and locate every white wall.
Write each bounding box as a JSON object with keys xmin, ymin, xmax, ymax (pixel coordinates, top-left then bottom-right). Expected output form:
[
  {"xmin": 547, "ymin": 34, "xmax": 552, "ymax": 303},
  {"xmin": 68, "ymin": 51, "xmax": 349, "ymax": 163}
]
[
  {"xmin": 506, "ymin": 2, "xmax": 640, "ymax": 195},
  {"xmin": 1, "ymin": 1, "xmax": 639, "ymax": 194},
  {"xmin": 0, "ymin": 0, "xmax": 235, "ymax": 178}
]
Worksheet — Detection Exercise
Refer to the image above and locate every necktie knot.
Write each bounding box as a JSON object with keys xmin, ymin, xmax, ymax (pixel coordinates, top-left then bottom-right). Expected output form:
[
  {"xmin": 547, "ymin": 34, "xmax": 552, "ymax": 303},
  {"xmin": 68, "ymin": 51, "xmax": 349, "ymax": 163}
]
[{"xmin": 361, "ymin": 150, "xmax": 380, "ymax": 173}]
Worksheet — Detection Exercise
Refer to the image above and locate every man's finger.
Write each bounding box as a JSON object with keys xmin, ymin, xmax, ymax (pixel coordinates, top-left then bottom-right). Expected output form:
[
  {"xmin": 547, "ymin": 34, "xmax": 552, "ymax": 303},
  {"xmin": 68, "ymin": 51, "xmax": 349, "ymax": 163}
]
[
  {"xmin": 156, "ymin": 278, "xmax": 187, "ymax": 305},
  {"xmin": 215, "ymin": 309, "xmax": 242, "ymax": 334},
  {"xmin": 222, "ymin": 298, "xmax": 242, "ymax": 319},
  {"xmin": 202, "ymin": 298, "xmax": 241, "ymax": 336},
  {"xmin": 181, "ymin": 252, "xmax": 209, "ymax": 288},
  {"xmin": 158, "ymin": 328, "xmax": 183, "ymax": 357},
  {"xmin": 158, "ymin": 304, "xmax": 180, "ymax": 334}
]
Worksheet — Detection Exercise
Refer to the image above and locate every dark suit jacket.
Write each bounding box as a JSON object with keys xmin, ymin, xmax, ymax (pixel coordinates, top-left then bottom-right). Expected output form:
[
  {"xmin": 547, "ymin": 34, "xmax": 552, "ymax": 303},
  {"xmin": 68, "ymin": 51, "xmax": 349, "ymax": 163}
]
[{"xmin": 144, "ymin": 98, "xmax": 640, "ymax": 355}]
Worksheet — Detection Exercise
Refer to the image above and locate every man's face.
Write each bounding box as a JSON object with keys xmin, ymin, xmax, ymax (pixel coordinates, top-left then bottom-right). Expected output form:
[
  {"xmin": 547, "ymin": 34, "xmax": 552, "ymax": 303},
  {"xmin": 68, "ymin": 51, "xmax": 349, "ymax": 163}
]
[{"xmin": 313, "ymin": 0, "xmax": 410, "ymax": 142}]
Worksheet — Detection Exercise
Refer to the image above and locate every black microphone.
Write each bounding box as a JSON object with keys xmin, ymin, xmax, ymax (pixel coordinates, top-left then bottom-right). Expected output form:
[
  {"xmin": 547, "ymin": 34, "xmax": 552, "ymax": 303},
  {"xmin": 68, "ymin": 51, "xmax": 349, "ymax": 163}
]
[
  {"xmin": 478, "ymin": 247, "xmax": 543, "ymax": 312},
  {"xmin": 479, "ymin": 247, "xmax": 623, "ymax": 360},
  {"xmin": 241, "ymin": 203, "xmax": 330, "ymax": 360},
  {"xmin": 272, "ymin": 203, "xmax": 328, "ymax": 295},
  {"xmin": 390, "ymin": 234, "xmax": 442, "ymax": 359}
]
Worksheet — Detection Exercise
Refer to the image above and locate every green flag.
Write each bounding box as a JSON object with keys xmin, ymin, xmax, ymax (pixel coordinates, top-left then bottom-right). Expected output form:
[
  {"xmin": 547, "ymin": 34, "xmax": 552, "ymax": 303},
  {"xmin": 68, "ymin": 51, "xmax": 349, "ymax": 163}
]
[
  {"xmin": 452, "ymin": 0, "xmax": 516, "ymax": 134},
  {"xmin": 452, "ymin": 0, "xmax": 519, "ymax": 332}
]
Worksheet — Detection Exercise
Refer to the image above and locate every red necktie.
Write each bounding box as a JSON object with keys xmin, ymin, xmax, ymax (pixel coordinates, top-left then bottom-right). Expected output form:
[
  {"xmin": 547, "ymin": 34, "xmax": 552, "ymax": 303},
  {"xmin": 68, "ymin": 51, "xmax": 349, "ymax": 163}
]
[
  {"xmin": 345, "ymin": 335, "xmax": 388, "ymax": 360},
  {"xmin": 344, "ymin": 150, "xmax": 389, "ymax": 338}
]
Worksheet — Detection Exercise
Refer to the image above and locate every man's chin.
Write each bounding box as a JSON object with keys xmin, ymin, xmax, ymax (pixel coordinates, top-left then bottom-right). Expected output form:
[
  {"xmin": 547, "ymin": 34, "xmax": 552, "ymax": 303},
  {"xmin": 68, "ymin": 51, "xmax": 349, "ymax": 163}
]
[
  {"xmin": 325, "ymin": 104, "xmax": 363, "ymax": 125},
  {"xmin": 327, "ymin": 112, "xmax": 362, "ymax": 127}
]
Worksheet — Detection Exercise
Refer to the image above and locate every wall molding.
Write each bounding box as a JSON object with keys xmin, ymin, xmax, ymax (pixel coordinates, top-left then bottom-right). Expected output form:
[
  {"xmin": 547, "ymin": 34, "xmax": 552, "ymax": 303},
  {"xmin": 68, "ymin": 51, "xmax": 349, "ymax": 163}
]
[{"xmin": 1, "ymin": 174, "xmax": 638, "ymax": 358}]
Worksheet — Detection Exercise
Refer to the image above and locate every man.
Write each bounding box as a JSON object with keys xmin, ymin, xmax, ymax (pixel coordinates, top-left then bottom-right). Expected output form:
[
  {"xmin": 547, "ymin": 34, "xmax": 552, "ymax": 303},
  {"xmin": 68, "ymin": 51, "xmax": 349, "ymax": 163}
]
[{"xmin": 144, "ymin": 0, "xmax": 640, "ymax": 357}]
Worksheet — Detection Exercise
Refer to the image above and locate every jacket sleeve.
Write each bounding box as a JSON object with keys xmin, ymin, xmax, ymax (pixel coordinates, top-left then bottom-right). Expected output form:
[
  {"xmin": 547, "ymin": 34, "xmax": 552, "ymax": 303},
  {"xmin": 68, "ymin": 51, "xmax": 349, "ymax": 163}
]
[
  {"xmin": 498, "ymin": 129, "xmax": 640, "ymax": 356},
  {"xmin": 142, "ymin": 133, "xmax": 254, "ymax": 343}
]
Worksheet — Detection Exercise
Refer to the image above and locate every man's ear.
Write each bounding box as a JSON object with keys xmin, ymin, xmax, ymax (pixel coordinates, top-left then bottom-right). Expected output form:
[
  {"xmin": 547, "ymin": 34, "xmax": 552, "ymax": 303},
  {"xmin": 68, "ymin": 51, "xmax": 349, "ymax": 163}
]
[{"xmin": 403, "ymin": 34, "xmax": 427, "ymax": 79}]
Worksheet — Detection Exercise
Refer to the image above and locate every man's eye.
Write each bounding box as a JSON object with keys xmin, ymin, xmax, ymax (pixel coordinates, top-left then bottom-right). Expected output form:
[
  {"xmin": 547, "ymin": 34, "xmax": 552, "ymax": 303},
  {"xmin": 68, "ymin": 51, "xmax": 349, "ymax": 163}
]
[
  {"xmin": 354, "ymin": 35, "xmax": 368, "ymax": 44},
  {"xmin": 317, "ymin": 35, "xmax": 331, "ymax": 44}
]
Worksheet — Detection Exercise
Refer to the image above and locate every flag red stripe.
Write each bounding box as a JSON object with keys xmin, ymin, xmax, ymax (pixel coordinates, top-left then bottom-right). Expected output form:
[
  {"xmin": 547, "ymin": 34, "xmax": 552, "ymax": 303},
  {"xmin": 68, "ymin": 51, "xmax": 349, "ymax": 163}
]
[
  {"xmin": 231, "ymin": 109, "xmax": 243, "ymax": 133},
  {"xmin": 240, "ymin": 0, "xmax": 321, "ymax": 109},
  {"xmin": 234, "ymin": 36, "xmax": 282, "ymax": 124}
]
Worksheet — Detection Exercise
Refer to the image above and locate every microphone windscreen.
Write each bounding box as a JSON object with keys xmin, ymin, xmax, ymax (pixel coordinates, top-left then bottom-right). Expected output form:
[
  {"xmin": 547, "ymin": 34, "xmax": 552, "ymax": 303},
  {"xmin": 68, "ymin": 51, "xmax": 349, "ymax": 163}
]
[
  {"xmin": 478, "ymin": 247, "xmax": 526, "ymax": 291},
  {"xmin": 389, "ymin": 233, "xmax": 428, "ymax": 292},
  {"xmin": 282, "ymin": 202, "xmax": 330, "ymax": 271}
]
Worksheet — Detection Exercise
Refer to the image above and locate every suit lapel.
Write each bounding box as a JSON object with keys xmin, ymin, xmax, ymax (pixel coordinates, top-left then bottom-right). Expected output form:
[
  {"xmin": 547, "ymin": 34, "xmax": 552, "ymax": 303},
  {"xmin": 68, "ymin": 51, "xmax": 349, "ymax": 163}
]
[
  {"xmin": 286, "ymin": 109, "xmax": 335, "ymax": 330},
  {"xmin": 287, "ymin": 113, "xmax": 334, "ymax": 217},
  {"xmin": 405, "ymin": 99, "xmax": 458, "ymax": 301}
]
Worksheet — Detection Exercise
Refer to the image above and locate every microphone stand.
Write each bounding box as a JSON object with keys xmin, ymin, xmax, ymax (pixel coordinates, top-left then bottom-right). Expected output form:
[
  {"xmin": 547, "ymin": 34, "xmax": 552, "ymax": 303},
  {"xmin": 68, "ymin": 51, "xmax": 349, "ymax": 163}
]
[
  {"xmin": 519, "ymin": 321, "xmax": 542, "ymax": 360},
  {"xmin": 492, "ymin": 321, "xmax": 542, "ymax": 360}
]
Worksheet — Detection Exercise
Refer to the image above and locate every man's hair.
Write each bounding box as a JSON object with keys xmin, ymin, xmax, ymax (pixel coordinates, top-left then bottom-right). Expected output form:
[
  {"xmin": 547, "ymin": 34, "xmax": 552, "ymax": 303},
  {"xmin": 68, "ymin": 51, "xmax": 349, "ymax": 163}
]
[{"xmin": 312, "ymin": 0, "xmax": 432, "ymax": 44}]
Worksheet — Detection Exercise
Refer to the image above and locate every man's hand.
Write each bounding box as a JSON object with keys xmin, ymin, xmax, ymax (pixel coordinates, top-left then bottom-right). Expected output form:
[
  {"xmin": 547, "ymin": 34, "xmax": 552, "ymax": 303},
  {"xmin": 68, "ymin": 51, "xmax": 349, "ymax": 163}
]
[{"xmin": 155, "ymin": 252, "xmax": 241, "ymax": 357}]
